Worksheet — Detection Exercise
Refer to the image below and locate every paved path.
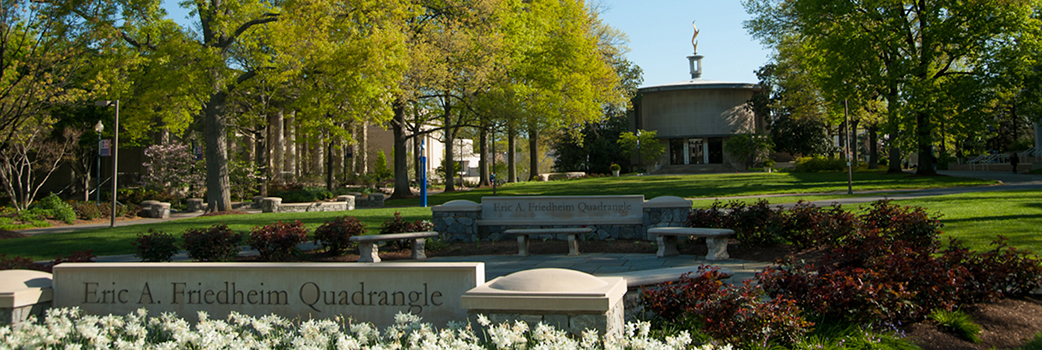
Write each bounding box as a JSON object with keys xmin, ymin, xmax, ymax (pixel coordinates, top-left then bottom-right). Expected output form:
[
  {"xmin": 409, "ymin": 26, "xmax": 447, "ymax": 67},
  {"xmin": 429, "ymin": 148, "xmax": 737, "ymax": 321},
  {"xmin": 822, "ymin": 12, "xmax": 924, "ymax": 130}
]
[{"xmin": 17, "ymin": 170, "xmax": 1041, "ymax": 285}]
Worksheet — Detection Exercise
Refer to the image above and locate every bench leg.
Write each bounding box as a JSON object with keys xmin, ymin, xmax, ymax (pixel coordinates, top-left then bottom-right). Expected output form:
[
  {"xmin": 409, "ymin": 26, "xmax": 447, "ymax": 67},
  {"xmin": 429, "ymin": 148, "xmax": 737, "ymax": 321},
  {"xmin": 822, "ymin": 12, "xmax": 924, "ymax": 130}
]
[
  {"xmin": 358, "ymin": 242, "xmax": 381, "ymax": 263},
  {"xmin": 517, "ymin": 235, "xmax": 529, "ymax": 256},
  {"xmin": 656, "ymin": 235, "xmax": 679, "ymax": 257},
  {"xmin": 705, "ymin": 237, "xmax": 729, "ymax": 261},
  {"xmin": 567, "ymin": 234, "xmax": 580, "ymax": 256},
  {"xmin": 410, "ymin": 238, "xmax": 427, "ymax": 260}
]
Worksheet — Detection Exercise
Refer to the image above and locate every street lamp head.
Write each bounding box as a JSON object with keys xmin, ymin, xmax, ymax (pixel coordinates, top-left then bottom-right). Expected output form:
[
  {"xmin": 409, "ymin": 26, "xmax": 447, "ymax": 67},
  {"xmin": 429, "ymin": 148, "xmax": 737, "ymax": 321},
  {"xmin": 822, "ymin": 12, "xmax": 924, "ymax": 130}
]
[
  {"xmin": 94, "ymin": 120, "xmax": 104, "ymax": 133},
  {"xmin": 94, "ymin": 101, "xmax": 112, "ymax": 107}
]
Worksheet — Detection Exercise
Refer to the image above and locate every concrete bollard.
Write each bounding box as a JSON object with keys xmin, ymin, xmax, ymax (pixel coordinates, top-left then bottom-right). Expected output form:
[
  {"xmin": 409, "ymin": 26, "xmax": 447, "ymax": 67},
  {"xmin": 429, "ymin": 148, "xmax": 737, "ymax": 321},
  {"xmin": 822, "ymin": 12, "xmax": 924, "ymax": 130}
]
[
  {"xmin": 261, "ymin": 197, "xmax": 282, "ymax": 213},
  {"xmin": 150, "ymin": 203, "xmax": 171, "ymax": 219},
  {"xmin": 186, "ymin": 198, "xmax": 205, "ymax": 213}
]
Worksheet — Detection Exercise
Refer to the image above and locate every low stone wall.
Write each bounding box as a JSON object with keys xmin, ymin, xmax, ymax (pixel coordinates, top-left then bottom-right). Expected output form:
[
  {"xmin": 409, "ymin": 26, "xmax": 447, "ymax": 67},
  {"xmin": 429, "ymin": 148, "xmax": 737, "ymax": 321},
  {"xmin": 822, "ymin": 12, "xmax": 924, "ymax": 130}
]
[
  {"xmin": 258, "ymin": 193, "xmax": 383, "ymax": 213},
  {"xmin": 433, "ymin": 196, "xmax": 691, "ymax": 242}
]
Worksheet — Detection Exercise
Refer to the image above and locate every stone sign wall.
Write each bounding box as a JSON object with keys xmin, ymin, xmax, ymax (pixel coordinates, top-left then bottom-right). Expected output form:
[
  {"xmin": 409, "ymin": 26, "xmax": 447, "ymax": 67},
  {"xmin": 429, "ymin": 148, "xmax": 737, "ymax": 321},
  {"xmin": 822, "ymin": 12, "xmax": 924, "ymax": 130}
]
[
  {"xmin": 53, "ymin": 262, "xmax": 484, "ymax": 327},
  {"xmin": 479, "ymin": 195, "xmax": 644, "ymax": 226},
  {"xmin": 434, "ymin": 196, "xmax": 692, "ymax": 242}
]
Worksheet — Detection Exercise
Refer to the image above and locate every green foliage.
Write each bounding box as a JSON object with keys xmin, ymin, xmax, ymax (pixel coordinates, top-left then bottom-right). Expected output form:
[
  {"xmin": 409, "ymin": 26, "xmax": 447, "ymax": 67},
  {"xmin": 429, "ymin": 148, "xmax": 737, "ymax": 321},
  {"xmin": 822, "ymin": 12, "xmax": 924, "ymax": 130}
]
[
  {"xmin": 374, "ymin": 151, "xmax": 392, "ymax": 180},
  {"xmin": 724, "ymin": 134, "xmax": 773, "ymax": 169},
  {"xmin": 132, "ymin": 229, "xmax": 180, "ymax": 262},
  {"xmin": 929, "ymin": 309, "xmax": 981, "ymax": 343},
  {"xmin": 247, "ymin": 221, "xmax": 308, "ymax": 262},
  {"xmin": 314, "ymin": 216, "xmax": 366, "ymax": 255},
  {"xmin": 273, "ymin": 186, "xmax": 334, "ymax": 203},
  {"xmin": 617, "ymin": 130, "xmax": 666, "ymax": 172},
  {"xmin": 29, "ymin": 194, "xmax": 76, "ymax": 224},
  {"xmin": 770, "ymin": 115, "xmax": 832, "ymax": 157},
  {"xmin": 182, "ymin": 224, "xmax": 242, "ymax": 262},
  {"xmin": 793, "ymin": 156, "xmax": 847, "ymax": 172},
  {"xmin": 553, "ymin": 115, "xmax": 631, "ymax": 173}
]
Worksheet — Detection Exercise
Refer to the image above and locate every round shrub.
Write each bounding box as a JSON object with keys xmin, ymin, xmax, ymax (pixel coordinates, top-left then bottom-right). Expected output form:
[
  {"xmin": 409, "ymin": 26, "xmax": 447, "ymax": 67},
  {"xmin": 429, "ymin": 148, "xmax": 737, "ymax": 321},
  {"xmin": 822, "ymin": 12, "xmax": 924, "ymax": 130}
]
[
  {"xmin": 70, "ymin": 202, "xmax": 103, "ymax": 220},
  {"xmin": 30, "ymin": 193, "xmax": 76, "ymax": 224},
  {"xmin": 182, "ymin": 224, "xmax": 242, "ymax": 262},
  {"xmin": 793, "ymin": 156, "xmax": 846, "ymax": 172},
  {"xmin": 315, "ymin": 216, "xmax": 366, "ymax": 254},
  {"xmin": 133, "ymin": 229, "xmax": 180, "ymax": 262},
  {"xmin": 247, "ymin": 220, "xmax": 309, "ymax": 262}
]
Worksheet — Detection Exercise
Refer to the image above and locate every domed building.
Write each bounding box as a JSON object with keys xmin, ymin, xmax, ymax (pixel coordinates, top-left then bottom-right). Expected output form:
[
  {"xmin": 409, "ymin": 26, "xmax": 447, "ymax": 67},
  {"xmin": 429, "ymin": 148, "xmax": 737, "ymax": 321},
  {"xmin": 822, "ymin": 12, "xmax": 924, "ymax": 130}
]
[{"xmin": 630, "ymin": 24, "xmax": 764, "ymax": 173}]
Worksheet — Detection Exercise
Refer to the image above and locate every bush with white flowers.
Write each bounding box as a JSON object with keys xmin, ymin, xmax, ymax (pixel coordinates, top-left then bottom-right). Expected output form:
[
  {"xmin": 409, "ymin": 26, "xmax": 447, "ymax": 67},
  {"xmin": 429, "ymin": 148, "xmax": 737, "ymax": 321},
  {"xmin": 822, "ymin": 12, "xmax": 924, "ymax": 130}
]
[{"xmin": 0, "ymin": 308, "xmax": 731, "ymax": 350}]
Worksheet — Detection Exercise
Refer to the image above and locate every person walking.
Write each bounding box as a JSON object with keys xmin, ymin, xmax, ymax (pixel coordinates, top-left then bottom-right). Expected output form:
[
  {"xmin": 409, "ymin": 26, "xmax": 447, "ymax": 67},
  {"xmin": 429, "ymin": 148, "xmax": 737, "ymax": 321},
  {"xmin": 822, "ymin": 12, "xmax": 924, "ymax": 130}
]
[{"xmin": 1010, "ymin": 152, "xmax": 1020, "ymax": 173}]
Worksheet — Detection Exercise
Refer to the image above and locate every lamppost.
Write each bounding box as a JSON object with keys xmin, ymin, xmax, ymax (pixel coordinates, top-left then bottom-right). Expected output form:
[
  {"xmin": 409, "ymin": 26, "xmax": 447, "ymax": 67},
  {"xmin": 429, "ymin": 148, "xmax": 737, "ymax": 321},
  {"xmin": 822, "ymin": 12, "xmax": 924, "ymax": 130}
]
[
  {"xmin": 94, "ymin": 121, "xmax": 104, "ymax": 205},
  {"xmin": 636, "ymin": 130, "xmax": 642, "ymax": 175},
  {"xmin": 95, "ymin": 100, "xmax": 118, "ymax": 227}
]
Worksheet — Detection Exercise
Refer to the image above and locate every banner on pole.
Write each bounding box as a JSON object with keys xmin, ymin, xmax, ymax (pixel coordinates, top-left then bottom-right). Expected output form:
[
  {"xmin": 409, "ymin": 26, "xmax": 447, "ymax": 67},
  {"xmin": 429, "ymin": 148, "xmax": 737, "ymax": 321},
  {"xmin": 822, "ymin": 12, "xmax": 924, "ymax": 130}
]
[{"xmin": 100, "ymin": 140, "xmax": 111, "ymax": 157}]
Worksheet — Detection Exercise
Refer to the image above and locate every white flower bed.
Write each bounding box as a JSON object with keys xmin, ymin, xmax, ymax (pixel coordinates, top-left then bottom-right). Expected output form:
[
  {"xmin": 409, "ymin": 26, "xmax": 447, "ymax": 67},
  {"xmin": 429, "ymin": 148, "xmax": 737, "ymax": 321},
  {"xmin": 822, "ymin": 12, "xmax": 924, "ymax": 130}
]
[{"xmin": 0, "ymin": 308, "xmax": 731, "ymax": 350}]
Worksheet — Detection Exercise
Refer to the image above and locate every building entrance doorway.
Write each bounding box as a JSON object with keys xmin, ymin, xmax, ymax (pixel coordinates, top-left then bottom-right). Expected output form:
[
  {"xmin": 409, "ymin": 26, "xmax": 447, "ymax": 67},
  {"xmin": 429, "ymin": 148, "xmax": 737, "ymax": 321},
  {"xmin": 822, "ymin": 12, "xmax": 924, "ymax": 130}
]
[{"xmin": 687, "ymin": 139, "xmax": 705, "ymax": 164}]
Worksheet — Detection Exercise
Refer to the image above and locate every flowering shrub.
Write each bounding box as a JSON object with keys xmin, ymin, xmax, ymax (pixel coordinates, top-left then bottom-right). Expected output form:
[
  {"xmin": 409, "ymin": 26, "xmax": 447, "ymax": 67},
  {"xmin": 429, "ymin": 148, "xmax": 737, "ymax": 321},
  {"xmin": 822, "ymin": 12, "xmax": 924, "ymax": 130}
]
[
  {"xmin": 141, "ymin": 143, "xmax": 205, "ymax": 199},
  {"xmin": 314, "ymin": 215, "xmax": 366, "ymax": 254},
  {"xmin": 133, "ymin": 229, "xmax": 180, "ymax": 262},
  {"xmin": 381, "ymin": 212, "xmax": 435, "ymax": 250},
  {"xmin": 182, "ymin": 224, "xmax": 242, "ymax": 262},
  {"xmin": 247, "ymin": 220, "xmax": 309, "ymax": 262},
  {"xmin": 641, "ymin": 266, "xmax": 811, "ymax": 347},
  {"xmin": 0, "ymin": 308, "xmax": 721, "ymax": 350}
]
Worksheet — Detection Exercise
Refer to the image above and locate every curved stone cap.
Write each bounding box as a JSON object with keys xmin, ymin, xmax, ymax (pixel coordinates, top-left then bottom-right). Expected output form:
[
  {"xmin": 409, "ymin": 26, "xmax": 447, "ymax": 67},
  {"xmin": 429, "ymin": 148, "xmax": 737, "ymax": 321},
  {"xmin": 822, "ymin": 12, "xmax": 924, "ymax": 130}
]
[
  {"xmin": 489, "ymin": 268, "xmax": 608, "ymax": 292},
  {"xmin": 643, "ymin": 195, "xmax": 693, "ymax": 208},
  {"xmin": 431, "ymin": 199, "xmax": 481, "ymax": 212},
  {"xmin": 0, "ymin": 269, "xmax": 53, "ymax": 308}
]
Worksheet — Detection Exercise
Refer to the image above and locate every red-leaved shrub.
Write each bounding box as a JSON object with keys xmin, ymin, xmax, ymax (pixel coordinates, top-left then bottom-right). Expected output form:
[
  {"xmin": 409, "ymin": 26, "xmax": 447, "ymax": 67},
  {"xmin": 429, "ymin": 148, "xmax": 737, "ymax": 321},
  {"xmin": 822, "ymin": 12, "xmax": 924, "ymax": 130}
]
[
  {"xmin": 133, "ymin": 229, "xmax": 180, "ymax": 262},
  {"xmin": 314, "ymin": 216, "xmax": 366, "ymax": 254},
  {"xmin": 248, "ymin": 220, "xmax": 309, "ymax": 262},
  {"xmin": 641, "ymin": 266, "xmax": 811, "ymax": 347},
  {"xmin": 182, "ymin": 224, "xmax": 242, "ymax": 262}
]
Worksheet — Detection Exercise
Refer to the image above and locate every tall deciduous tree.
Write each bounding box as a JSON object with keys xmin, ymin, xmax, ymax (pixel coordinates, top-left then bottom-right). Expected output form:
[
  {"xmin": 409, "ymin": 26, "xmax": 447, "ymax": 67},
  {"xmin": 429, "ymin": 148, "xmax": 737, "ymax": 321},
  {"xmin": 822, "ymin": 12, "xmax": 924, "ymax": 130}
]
[
  {"xmin": 77, "ymin": 0, "xmax": 279, "ymax": 212},
  {"xmin": 745, "ymin": 0, "xmax": 1042, "ymax": 175}
]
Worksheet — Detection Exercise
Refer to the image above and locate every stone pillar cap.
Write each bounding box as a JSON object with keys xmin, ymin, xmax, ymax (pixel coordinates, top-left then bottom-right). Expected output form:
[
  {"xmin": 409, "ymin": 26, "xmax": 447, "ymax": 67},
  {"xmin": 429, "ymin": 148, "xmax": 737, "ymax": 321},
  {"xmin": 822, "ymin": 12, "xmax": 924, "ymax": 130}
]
[
  {"xmin": 0, "ymin": 270, "xmax": 52, "ymax": 308},
  {"xmin": 489, "ymin": 268, "xmax": 607, "ymax": 292},
  {"xmin": 643, "ymin": 195, "xmax": 692, "ymax": 208},
  {"xmin": 431, "ymin": 200, "xmax": 481, "ymax": 212}
]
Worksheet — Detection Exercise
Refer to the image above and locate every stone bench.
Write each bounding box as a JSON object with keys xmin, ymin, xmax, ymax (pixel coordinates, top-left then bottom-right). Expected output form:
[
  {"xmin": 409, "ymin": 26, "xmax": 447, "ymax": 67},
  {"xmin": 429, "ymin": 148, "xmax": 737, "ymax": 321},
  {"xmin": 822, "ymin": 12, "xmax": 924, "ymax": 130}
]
[
  {"xmin": 647, "ymin": 227, "xmax": 735, "ymax": 261},
  {"xmin": 348, "ymin": 231, "xmax": 440, "ymax": 263},
  {"xmin": 502, "ymin": 227, "xmax": 594, "ymax": 256}
]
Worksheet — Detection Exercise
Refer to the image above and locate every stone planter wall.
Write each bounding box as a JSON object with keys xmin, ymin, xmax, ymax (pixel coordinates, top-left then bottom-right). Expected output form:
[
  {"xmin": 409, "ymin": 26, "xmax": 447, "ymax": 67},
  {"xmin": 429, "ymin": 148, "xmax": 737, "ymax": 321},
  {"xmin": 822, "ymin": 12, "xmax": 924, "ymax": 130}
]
[{"xmin": 432, "ymin": 200, "xmax": 481, "ymax": 242}]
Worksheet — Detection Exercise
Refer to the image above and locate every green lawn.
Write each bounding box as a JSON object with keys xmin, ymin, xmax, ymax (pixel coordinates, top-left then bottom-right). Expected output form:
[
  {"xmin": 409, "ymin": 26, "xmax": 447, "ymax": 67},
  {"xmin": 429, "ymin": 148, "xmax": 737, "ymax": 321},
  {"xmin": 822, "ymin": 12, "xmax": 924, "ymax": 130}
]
[
  {"xmin": 387, "ymin": 171, "xmax": 996, "ymax": 206},
  {"xmin": 0, "ymin": 207, "xmax": 432, "ymax": 261},
  {"xmin": 891, "ymin": 189, "xmax": 1042, "ymax": 253},
  {"xmin": 0, "ymin": 171, "xmax": 1023, "ymax": 261}
]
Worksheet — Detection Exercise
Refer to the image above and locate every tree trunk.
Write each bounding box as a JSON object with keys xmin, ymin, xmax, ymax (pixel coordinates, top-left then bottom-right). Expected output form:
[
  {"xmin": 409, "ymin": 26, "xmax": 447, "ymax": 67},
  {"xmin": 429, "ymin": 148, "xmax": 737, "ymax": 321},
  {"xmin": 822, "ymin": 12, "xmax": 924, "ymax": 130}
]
[
  {"xmin": 357, "ymin": 120, "xmax": 368, "ymax": 174},
  {"xmin": 507, "ymin": 122, "xmax": 516, "ymax": 182},
  {"xmin": 269, "ymin": 109, "xmax": 284, "ymax": 183},
  {"xmin": 285, "ymin": 112, "xmax": 297, "ymax": 180},
  {"xmin": 255, "ymin": 130, "xmax": 267, "ymax": 196},
  {"xmin": 915, "ymin": 111, "xmax": 936, "ymax": 176},
  {"xmin": 479, "ymin": 125, "xmax": 490, "ymax": 187},
  {"xmin": 326, "ymin": 135, "xmax": 334, "ymax": 191},
  {"xmin": 204, "ymin": 88, "xmax": 232, "ymax": 212},
  {"xmin": 850, "ymin": 119, "xmax": 860, "ymax": 166},
  {"xmin": 443, "ymin": 111, "xmax": 456, "ymax": 192},
  {"xmin": 391, "ymin": 100, "xmax": 413, "ymax": 199},
  {"xmin": 528, "ymin": 125, "xmax": 539, "ymax": 181},
  {"xmin": 867, "ymin": 125, "xmax": 878, "ymax": 169}
]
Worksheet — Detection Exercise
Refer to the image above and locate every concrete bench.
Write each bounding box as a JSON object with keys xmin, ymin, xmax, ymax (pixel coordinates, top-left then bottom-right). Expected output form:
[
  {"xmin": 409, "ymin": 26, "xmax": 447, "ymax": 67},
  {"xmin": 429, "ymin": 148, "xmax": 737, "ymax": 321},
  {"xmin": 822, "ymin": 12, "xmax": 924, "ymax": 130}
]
[
  {"xmin": 647, "ymin": 227, "xmax": 735, "ymax": 261},
  {"xmin": 502, "ymin": 227, "xmax": 594, "ymax": 256},
  {"xmin": 348, "ymin": 231, "xmax": 440, "ymax": 263}
]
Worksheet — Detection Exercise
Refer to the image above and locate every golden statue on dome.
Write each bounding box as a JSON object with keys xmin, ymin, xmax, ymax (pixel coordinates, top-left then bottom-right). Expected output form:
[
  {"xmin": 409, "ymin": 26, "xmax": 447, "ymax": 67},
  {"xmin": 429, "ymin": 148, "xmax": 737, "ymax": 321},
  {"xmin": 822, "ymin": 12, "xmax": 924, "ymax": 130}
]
[{"xmin": 692, "ymin": 21, "xmax": 700, "ymax": 54}]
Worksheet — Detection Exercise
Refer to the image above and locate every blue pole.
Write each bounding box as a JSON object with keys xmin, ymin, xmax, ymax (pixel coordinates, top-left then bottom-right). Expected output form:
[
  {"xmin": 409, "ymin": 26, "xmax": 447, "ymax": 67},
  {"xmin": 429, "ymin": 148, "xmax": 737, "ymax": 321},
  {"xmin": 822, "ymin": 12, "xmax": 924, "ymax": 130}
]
[{"xmin": 420, "ymin": 140, "xmax": 427, "ymax": 207}]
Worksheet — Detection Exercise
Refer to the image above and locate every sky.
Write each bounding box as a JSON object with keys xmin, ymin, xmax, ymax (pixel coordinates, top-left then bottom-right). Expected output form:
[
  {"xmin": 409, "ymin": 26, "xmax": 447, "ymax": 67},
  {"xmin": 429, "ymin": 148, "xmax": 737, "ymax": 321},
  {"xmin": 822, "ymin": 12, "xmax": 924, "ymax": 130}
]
[
  {"xmin": 597, "ymin": 0, "xmax": 772, "ymax": 87},
  {"xmin": 160, "ymin": 0, "xmax": 773, "ymax": 87}
]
